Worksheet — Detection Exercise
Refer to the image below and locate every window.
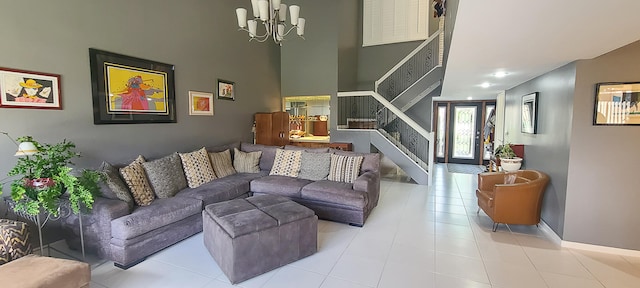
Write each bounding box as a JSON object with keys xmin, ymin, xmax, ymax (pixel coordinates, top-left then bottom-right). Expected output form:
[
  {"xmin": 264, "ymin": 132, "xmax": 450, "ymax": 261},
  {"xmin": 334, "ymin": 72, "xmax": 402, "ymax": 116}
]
[{"xmin": 363, "ymin": 0, "xmax": 429, "ymax": 47}]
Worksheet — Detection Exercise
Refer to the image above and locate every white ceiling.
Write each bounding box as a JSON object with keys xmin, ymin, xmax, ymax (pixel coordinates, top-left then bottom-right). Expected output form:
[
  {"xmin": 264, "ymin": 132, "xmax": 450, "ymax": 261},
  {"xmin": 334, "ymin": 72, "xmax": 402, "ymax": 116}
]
[{"xmin": 441, "ymin": 0, "xmax": 640, "ymax": 100}]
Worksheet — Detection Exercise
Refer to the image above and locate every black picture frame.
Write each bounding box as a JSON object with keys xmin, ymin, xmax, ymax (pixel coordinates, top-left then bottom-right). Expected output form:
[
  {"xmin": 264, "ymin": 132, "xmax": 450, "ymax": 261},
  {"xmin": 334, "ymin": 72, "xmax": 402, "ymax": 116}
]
[
  {"xmin": 593, "ymin": 82, "xmax": 640, "ymax": 125},
  {"xmin": 521, "ymin": 92, "xmax": 538, "ymax": 134},
  {"xmin": 217, "ymin": 79, "xmax": 235, "ymax": 101},
  {"xmin": 89, "ymin": 48, "xmax": 176, "ymax": 124}
]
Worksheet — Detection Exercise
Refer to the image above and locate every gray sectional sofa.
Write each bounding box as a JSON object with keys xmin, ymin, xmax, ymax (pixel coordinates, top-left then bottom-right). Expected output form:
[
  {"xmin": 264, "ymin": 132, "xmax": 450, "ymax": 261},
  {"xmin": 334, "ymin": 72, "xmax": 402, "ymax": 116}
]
[{"xmin": 61, "ymin": 142, "xmax": 380, "ymax": 269}]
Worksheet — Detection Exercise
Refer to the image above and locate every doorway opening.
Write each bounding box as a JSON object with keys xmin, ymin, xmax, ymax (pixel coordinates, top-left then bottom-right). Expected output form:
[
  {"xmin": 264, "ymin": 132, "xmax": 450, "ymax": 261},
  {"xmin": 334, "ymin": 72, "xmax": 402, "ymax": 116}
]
[{"xmin": 434, "ymin": 100, "xmax": 495, "ymax": 165}]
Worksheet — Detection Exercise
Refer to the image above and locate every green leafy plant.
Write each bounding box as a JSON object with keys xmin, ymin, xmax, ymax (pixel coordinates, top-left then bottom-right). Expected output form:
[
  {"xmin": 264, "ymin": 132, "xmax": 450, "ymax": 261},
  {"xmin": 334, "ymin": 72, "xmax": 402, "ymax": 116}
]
[
  {"xmin": 2, "ymin": 136, "xmax": 103, "ymax": 216},
  {"xmin": 494, "ymin": 143, "xmax": 517, "ymax": 159}
]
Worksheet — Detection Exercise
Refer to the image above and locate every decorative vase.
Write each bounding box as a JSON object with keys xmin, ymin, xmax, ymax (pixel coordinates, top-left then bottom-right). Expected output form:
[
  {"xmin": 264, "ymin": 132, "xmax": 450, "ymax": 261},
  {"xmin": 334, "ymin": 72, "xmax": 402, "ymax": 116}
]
[{"xmin": 500, "ymin": 157, "xmax": 522, "ymax": 172}]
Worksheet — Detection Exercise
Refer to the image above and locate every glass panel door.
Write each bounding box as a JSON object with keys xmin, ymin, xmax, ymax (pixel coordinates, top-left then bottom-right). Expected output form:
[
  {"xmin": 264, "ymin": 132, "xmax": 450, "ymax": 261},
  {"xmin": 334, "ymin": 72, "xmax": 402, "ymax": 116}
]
[
  {"xmin": 436, "ymin": 105, "xmax": 447, "ymax": 159},
  {"xmin": 447, "ymin": 103, "xmax": 482, "ymax": 164}
]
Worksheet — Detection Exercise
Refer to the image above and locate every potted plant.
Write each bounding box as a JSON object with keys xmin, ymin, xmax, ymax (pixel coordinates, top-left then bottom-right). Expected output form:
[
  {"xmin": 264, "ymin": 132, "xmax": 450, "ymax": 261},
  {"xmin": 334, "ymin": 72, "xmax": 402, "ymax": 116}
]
[
  {"xmin": 2, "ymin": 136, "xmax": 103, "ymax": 216},
  {"xmin": 494, "ymin": 143, "xmax": 522, "ymax": 172}
]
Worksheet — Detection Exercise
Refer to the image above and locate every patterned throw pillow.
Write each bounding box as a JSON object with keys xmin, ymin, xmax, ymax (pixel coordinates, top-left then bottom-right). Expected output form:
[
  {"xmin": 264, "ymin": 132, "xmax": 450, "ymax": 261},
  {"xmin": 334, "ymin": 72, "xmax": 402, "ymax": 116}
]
[
  {"xmin": 99, "ymin": 161, "xmax": 134, "ymax": 207},
  {"xmin": 233, "ymin": 148, "xmax": 261, "ymax": 173},
  {"xmin": 297, "ymin": 152, "xmax": 331, "ymax": 180},
  {"xmin": 328, "ymin": 154, "xmax": 364, "ymax": 183},
  {"xmin": 0, "ymin": 219, "xmax": 32, "ymax": 265},
  {"xmin": 209, "ymin": 149, "xmax": 237, "ymax": 178},
  {"xmin": 142, "ymin": 153, "xmax": 187, "ymax": 198},
  {"xmin": 119, "ymin": 155, "xmax": 155, "ymax": 206},
  {"xmin": 270, "ymin": 149, "xmax": 302, "ymax": 177},
  {"xmin": 179, "ymin": 148, "xmax": 217, "ymax": 188}
]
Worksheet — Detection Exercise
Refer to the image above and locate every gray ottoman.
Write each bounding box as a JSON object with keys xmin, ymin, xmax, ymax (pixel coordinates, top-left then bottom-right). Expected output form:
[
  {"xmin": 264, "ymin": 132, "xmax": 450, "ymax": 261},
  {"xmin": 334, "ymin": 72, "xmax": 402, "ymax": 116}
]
[{"xmin": 203, "ymin": 195, "xmax": 317, "ymax": 284}]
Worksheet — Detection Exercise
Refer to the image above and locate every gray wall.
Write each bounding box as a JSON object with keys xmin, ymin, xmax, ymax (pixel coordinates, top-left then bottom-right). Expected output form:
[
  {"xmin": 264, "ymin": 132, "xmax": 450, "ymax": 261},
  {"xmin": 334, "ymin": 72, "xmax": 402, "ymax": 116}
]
[
  {"xmin": 564, "ymin": 41, "xmax": 640, "ymax": 250},
  {"xmin": 0, "ymin": 0, "xmax": 281, "ymax": 193},
  {"xmin": 504, "ymin": 63, "xmax": 577, "ymax": 237},
  {"xmin": 281, "ymin": 0, "xmax": 339, "ymax": 97}
]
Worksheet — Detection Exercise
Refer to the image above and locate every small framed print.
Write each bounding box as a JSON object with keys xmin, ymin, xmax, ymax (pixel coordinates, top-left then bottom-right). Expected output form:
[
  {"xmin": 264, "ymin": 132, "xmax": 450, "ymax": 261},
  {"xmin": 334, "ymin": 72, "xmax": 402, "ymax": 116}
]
[
  {"xmin": 521, "ymin": 92, "xmax": 538, "ymax": 134},
  {"xmin": 217, "ymin": 79, "xmax": 235, "ymax": 101},
  {"xmin": 188, "ymin": 91, "xmax": 214, "ymax": 116},
  {"xmin": 0, "ymin": 67, "xmax": 62, "ymax": 109}
]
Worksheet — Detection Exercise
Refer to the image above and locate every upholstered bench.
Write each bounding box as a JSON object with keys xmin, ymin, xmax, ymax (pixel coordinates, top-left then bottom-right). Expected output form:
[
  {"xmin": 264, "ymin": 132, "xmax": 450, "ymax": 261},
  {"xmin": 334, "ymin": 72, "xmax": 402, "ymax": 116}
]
[
  {"xmin": 0, "ymin": 254, "xmax": 91, "ymax": 288},
  {"xmin": 203, "ymin": 195, "xmax": 317, "ymax": 284}
]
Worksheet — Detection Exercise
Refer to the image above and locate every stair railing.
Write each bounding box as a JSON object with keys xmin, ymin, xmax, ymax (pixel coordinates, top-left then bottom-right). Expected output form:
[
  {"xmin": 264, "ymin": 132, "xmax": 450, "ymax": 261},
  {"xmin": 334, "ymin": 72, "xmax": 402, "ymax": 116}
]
[
  {"xmin": 337, "ymin": 91, "xmax": 434, "ymax": 182},
  {"xmin": 375, "ymin": 27, "xmax": 445, "ymax": 103}
]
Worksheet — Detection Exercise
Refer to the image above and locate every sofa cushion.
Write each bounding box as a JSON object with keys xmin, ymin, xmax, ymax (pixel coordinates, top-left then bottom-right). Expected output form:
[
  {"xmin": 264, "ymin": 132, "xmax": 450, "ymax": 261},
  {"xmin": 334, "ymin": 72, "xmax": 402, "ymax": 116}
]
[
  {"xmin": 209, "ymin": 149, "xmax": 237, "ymax": 178},
  {"xmin": 119, "ymin": 156, "xmax": 154, "ymax": 206},
  {"xmin": 301, "ymin": 180, "xmax": 367, "ymax": 209},
  {"xmin": 332, "ymin": 150, "xmax": 380, "ymax": 174},
  {"xmin": 179, "ymin": 147, "xmax": 217, "ymax": 188},
  {"xmin": 175, "ymin": 174, "xmax": 251, "ymax": 206},
  {"xmin": 233, "ymin": 148, "xmax": 261, "ymax": 173},
  {"xmin": 99, "ymin": 161, "xmax": 134, "ymax": 208},
  {"xmin": 241, "ymin": 143, "xmax": 279, "ymax": 171},
  {"xmin": 269, "ymin": 149, "xmax": 302, "ymax": 177},
  {"xmin": 328, "ymin": 154, "xmax": 363, "ymax": 183},
  {"xmin": 142, "ymin": 153, "xmax": 187, "ymax": 199},
  {"xmin": 111, "ymin": 197, "xmax": 202, "ymax": 240},
  {"xmin": 250, "ymin": 175, "xmax": 313, "ymax": 198},
  {"xmin": 297, "ymin": 152, "xmax": 331, "ymax": 181}
]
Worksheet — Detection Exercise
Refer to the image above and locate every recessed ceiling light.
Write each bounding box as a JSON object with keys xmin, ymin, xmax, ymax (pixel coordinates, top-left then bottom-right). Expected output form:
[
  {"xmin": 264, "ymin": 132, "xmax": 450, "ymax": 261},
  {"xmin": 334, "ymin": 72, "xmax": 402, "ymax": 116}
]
[
  {"xmin": 467, "ymin": 97, "xmax": 473, "ymax": 100},
  {"xmin": 494, "ymin": 71, "xmax": 508, "ymax": 78},
  {"xmin": 480, "ymin": 82, "xmax": 491, "ymax": 88}
]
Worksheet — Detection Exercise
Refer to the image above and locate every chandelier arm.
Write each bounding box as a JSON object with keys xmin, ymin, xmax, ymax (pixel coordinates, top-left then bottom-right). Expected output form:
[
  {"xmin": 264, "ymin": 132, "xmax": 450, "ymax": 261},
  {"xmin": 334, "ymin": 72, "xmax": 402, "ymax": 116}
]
[{"xmin": 278, "ymin": 25, "xmax": 298, "ymax": 38}]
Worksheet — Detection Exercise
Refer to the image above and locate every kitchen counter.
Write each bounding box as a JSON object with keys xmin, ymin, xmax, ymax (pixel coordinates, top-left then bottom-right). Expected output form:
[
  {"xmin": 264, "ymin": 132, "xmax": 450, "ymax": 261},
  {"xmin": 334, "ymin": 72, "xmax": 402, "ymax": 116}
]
[{"xmin": 289, "ymin": 136, "xmax": 330, "ymax": 143}]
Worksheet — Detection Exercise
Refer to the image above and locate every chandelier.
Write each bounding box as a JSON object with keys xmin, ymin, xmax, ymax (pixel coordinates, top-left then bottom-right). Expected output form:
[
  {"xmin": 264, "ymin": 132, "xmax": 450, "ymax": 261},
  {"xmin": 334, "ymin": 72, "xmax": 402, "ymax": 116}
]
[{"xmin": 235, "ymin": 0, "xmax": 306, "ymax": 45}]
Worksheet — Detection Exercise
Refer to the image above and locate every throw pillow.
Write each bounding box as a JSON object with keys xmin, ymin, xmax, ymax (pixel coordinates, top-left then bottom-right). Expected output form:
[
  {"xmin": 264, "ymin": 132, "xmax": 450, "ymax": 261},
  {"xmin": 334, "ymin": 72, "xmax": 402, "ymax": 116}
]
[
  {"xmin": 328, "ymin": 154, "xmax": 364, "ymax": 183},
  {"xmin": 269, "ymin": 149, "xmax": 302, "ymax": 177},
  {"xmin": 233, "ymin": 148, "xmax": 261, "ymax": 173},
  {"xmin": 209, "ymin": 149, "xmax": 237, "ymax": 178},
  {"xmin": 297, "ymin": 152, "xmax": 331, "ymax": 181},
  {"xmin": 142, "ymin": 153, "xmax": 187, "ymax": 198},
  {"xmin": 179, "ymin": 147, "xmax": 217, "ymax": 188},
  {"xmin": 99, "ymin": 161, "xmax": 134, "ymax": 208},
  {"xmin": 241, "ymin": 143, "xmax": 278, "ymax": 171},
  {"xmin": 119, "ymin": 156, "xmax": 155, "ymax": 206}
]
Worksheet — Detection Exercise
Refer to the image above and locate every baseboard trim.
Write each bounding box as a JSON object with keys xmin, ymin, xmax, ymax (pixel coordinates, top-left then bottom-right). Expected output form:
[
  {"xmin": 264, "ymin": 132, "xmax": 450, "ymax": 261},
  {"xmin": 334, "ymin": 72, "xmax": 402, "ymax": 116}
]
[
  {"xmin": 538, "ymin": 220, "xmax": 562, "ymax": 246},
  {"xmin": 562, "ymin": 241, "xmax": 640, "ymax": 257},
  {"xmin": 538, "ymin": 220, "xmax": 640, "ymax": 257}
]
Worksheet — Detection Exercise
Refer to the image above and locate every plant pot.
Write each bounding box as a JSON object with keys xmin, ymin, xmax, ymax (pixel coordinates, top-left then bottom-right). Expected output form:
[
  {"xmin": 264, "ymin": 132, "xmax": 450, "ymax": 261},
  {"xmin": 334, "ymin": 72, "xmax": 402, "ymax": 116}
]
[{"xmin": 500, "ymin": 157, "xmax": 522, "ymax": 172}]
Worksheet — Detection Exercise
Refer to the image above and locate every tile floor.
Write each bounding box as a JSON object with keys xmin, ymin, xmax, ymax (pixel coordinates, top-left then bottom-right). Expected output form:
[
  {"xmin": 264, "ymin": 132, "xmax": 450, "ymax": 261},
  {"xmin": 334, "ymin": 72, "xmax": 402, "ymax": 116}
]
[{"xmin": 79, "ymin": 164, "xmax": 640, "ymax": 288}]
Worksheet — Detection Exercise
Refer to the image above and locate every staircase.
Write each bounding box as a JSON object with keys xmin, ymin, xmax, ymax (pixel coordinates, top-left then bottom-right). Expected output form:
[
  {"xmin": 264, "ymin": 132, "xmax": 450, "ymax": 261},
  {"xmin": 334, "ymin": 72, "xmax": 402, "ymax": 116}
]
[{"xmin": 337, "ymin": 21, "xmax": 446, "ymax": 185}]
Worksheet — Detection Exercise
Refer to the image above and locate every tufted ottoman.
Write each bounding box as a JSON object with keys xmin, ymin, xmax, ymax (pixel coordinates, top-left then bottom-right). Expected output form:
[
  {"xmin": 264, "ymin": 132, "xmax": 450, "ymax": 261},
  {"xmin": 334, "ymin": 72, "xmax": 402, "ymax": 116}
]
[{"xmin": 203, "ymin": 195, "xmax": 317, "ymax": 284}]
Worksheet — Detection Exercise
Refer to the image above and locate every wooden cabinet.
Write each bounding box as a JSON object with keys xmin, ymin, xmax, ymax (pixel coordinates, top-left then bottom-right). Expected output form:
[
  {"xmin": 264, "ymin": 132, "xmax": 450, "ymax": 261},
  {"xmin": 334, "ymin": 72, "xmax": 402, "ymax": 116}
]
[
  {"xmin": 312, "ymin": 121, "xmax": 328, "ymax": 136},
  {"xmin": 255, "ymin": 112, "xmax": 290, "ymax": 146}
]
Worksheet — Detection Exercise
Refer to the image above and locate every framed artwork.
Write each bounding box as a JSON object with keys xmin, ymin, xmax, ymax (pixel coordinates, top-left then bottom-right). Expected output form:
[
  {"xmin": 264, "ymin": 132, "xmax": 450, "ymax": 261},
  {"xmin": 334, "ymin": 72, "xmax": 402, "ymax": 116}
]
[
  {"xmin": 188, "ymin": 91, "xmax": 214, "ymax": 116},
  {"xmin": 0, "ymin": 67, "xmax": 62, "ymax": 109},
  {"xmin": 89, "ymin": 48, "xmax": 176, "ymax": 124},
  {"xmin": 593, "ymin": 82, "xmax": 640, "ymax": 125},
  {"xmin": 217, "ymin": 79, "xmax": 235, "ymax": 101},
  {"xmin": 521, "ymin": 92, "xmax": 538, "ymax": 134}
]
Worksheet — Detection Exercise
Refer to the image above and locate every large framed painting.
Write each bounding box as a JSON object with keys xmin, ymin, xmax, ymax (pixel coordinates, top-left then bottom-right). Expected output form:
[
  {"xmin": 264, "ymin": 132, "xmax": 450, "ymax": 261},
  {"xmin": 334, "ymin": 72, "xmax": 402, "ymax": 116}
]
[
  {"xmin": 594, "ymin": 82, "xmax": 640, "ymax": 125},
  {"xmin": 521, "ymin": 92, "xmax": 538, "ymax": 134},
  {"xmin": 89, "ymin": 48, "xmax": 176, "ymax": 124},
  {"xmin": 0, "ymin": 67, "xmax": 61, "ymax": 109}
]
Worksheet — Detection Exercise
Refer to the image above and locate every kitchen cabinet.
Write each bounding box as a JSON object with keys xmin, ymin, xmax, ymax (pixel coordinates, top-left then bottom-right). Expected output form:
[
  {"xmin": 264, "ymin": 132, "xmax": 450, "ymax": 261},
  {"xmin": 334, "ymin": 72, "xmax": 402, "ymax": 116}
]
[{"xmin": 255, "ymin": 112, "xmax": 290, "ymax": 146}]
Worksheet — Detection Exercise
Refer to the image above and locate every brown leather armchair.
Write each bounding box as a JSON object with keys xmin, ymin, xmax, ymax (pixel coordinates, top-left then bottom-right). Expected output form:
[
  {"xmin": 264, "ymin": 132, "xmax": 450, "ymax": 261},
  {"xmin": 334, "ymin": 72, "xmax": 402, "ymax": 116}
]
[{"xmin": 476, "ymin": 170, "xmax": 549, "ymax": 231}]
